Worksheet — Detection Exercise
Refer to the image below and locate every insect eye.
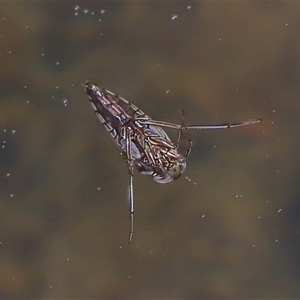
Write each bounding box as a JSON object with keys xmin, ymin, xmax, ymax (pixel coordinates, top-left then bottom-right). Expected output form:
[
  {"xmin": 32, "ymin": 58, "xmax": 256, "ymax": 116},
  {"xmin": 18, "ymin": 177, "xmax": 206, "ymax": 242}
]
[{"xmin": 170, "ymin": 160, "xmax": 186, "ymax": 180}]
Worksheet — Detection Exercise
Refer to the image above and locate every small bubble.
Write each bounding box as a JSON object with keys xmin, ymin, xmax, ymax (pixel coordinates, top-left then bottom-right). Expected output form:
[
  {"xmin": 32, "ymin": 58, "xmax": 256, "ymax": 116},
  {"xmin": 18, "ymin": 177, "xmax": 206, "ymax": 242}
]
[
  {"xmin": 219, "ymin": 38, "xmax": 222, "ymax": 41},
  {"xmin": 3, "ymin": 141, "xmax": 6, "ymax": 144},
  {"xmin": 272, "ymin": 109, "xmax": 276, "ymax": 113},
  {"xmin": 10, "ymin": 194, "xmax": 14, "ymax": 198},
  {"xmin": 83, "ymin": 8, "xmax": 89, "ymax": 14},
  {"xmin": 201, "ymin": 214, "xmax": 205, "ymax": 218},
  {"xmin": 61, "ymin": 98, "xmax": 68, "ymax": 107},
  {"xmin": 165, "ymin": 90, "xmax": 170, "ymax": 94},
  {"xmin": 91, "ymin": 11, "xmax": 95, "ymax": 15},
  {"xmin": 41, "ymin": 53, "xmax": 45, "ymax": 56},
  {"xmin": 275, "ymin": 239, "xmax": 278, "ymax": 242},
  {"xmin": 185, "ymin": 176, "xmax": 191, "ymax": 182},
  {"xmin": 55, "ymin": 86, "xmax": 59, "ymax": 89},
  {"xmin": 98, "ymin": 19, "xmax": 102, "ymax": 22},
  {"xmin": 11, "ymin": 129, "xmax": 16, "ymax": 134},
  {"xmin": 187, "ymin": 5, "xmax": 192, "ymax": 9},
  {"xmin": 97, "ymin": 187, "xmax": 101, "ymax": 191},
  {"xmin": 24, "ymin": 85, "xmax": 27, "ymax": 89},
  {"xmin": 100, "ymin": 9, "xmax": 105, "ymax": 14},
  {"xmin": 56, "ymin": 61, "xmax": 60, "ymax": 65},
  {"xmin": 285, "ymin": 23, "xmax": 288, "ymax": 27},
  {"xmin": 277, "ymin": 208, "xmax": 282, "ymax": 213},
  {"xmin": 3, "ymin": 129, "xmax": 6, "ymax": 133},
  {"xmin": 73, "ymin": 5, "xmax": 80, "ymax": 11},
  {"xmin": 74, "ymin": 12, "xmax": 78, "ymax": 16},
  {"xmin": 6, "ymin": 173, "xmax": 10, "ymax": 177},
  {"xmin": 171, "ymin": 14, "xmax": 178, "ymax": 21},
  {"xmin": 26, "ymin": 101, "xmax": 30, "ymax": 104}
]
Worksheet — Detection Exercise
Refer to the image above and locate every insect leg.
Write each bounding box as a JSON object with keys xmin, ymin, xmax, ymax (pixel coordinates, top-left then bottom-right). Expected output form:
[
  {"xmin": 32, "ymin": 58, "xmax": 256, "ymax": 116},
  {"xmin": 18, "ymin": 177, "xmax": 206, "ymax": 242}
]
[
  {"xmin": 185, "ymin": 119, "xmax": 262, "ymax": 130},
  {"xmin": 140, "ymin": 118, "xmax": 262, "ymax": 131},
  {"xmin": 125, "ymin": 128, "xmax": 134, "ymax": 244},
  {"xmin": 184, "ymin": 138, "xmax": 193, "ymax": 158},
  {"xmin": 175, "ymin": 109, "xmax": 186, "ymax": 149},
  {"xmin": 175, "ymin": 110, "xmax": 193, "ymax": 157}
]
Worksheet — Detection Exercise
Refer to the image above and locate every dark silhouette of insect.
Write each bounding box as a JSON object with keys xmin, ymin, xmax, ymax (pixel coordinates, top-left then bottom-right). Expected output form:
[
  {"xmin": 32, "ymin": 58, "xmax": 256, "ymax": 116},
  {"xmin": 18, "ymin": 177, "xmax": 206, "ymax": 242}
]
[{"xmin": 84, "ymin": 81, "xmax": 261, "ymax": 243}]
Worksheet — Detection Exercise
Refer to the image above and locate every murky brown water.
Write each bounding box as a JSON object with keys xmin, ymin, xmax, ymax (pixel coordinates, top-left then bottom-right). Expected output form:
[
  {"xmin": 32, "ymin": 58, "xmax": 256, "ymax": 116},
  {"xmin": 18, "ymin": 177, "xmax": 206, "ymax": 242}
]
[{"xmin": 0, "ymin": 2, "xmax": 300, "ymax": 298}]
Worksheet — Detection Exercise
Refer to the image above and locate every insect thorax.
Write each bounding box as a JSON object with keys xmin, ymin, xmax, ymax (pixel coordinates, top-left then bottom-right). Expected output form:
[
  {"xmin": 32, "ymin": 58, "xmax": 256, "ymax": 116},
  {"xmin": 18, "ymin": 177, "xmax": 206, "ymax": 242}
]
[{"xmin": 118, "ymin": 121, "xmax": 187, "ymax": 184}]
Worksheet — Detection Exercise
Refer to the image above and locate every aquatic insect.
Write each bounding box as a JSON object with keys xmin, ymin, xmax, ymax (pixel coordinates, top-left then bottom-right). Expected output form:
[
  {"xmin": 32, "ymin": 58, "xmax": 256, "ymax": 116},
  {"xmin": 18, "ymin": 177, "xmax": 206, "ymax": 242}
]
[{"xmin": 84, "ymin": 81, "xmax": 261, "ymax": 243}]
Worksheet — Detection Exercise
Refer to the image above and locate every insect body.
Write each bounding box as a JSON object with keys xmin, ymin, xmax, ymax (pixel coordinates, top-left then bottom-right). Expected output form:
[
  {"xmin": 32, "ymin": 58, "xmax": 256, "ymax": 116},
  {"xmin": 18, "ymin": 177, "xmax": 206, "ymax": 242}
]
[{"xmin": 84, "ymin": 81, "xmax": 261, "ymax": 243}]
